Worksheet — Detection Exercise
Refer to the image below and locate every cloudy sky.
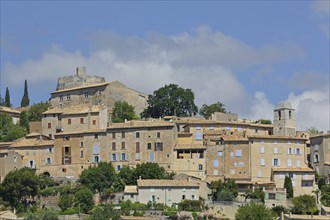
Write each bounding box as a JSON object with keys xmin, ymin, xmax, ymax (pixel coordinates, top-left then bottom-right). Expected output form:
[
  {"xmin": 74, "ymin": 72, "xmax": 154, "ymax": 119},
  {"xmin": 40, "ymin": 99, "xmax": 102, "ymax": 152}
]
[{"xmin": 1, "ymin": 1, "xmax": 329, "ymax": 131}]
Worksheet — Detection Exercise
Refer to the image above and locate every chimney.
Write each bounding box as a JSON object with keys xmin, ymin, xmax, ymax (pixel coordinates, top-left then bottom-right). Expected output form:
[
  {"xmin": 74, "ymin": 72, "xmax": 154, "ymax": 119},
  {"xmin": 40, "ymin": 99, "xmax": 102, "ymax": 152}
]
[{"xmin": 76, "ymin": 67, "xmax": 86, "ymax": 76}]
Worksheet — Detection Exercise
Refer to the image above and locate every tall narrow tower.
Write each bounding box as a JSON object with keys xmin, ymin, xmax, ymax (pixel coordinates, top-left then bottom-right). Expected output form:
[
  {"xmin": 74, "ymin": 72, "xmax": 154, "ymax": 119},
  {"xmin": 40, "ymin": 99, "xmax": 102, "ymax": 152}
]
[{"xmin": 273, "ymin": 101, "xmax": 296, "ymax": 136}]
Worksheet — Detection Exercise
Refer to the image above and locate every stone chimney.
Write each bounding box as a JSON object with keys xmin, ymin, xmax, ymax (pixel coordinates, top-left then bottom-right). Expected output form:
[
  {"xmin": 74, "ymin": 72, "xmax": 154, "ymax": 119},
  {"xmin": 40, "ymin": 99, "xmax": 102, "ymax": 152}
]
[{"xmin": 76, "ymin": 67, "xmax": 86, "ymax": 76}]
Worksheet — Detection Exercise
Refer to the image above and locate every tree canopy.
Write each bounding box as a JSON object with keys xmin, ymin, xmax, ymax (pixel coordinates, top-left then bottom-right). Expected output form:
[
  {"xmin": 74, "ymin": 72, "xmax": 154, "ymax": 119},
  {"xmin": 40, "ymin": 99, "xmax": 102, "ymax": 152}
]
[
  {"xmin": 257, "ymin": 119, "xmax": 272, "ymax": 124},
  {"xmin": 21, "ymin": 79, "xmax": 30, "ymax": 107},
  {"xmin": 112, "ymin": 101, "xmax": 139, "ymax": 123},
  {"xmin": 199, "ymin": 101, "xmax": 226, "ymax": 119},
  {"xmin": 284, "ymin": 176, "xmax": 293, "ymax": 198},
  {"xmin": 210, "ymin": 179, "xmax": 238, "ymax": 201},
  {"xmin": 0, "ymin": 113, "xmax": 26, "ymax": 141},
  {"xmin": 5, "ymin": 87, "xmax": 11, "ymax": 107},
  {"xmin": 235, "ymin": 202, "xmax": 277, "ymax": 220},
  {"xmin": 291, "ymin": 194, "xmax": 318, "ymax": 214},
  {"xmin": 0, "ymin": 167, "xmax": 39, "ymax": 210},
  {"xmin": 141, "ymin": 84, "xmax": 198, "ymax": 118},
  {"xmin": 74, "ymin": 186, "xmax": 94, "ymax": 213},
  {"xmin": 79, "ymin": 162, "xmax": 116, "ymax": 194}
]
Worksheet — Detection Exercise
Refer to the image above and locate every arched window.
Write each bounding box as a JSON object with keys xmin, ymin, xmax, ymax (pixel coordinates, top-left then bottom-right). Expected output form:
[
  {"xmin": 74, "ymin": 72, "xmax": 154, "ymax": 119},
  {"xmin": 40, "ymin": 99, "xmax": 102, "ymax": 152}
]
[{"xmin": 198, "ymin": 164, "xmax": 203, "ymax": 171}]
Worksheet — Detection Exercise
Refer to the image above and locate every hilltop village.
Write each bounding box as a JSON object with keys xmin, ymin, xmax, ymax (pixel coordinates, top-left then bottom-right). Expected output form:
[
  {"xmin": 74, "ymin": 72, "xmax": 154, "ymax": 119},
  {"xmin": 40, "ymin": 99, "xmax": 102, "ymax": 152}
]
[{"xmin": 0, "ymin": 67, "xmax": 329, "ymax": 220}]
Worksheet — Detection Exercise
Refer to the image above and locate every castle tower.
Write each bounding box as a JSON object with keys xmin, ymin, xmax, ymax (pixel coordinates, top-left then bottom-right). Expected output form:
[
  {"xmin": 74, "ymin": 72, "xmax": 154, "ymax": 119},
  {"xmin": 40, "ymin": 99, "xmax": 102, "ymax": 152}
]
[{"xmin": 273, "ymin": 101, "xmax": 296, "ymax": 136}]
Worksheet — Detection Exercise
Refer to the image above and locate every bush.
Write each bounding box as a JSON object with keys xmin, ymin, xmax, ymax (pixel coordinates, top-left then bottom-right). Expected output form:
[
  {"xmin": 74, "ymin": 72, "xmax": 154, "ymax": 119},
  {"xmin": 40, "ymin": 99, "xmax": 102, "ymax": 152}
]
[
  {"xmin": 178, "ymin": 200, "xmax": 202, "ymax": 212},
  {"xmin": 235, "ymin": 202, "xmax": 276, "ymax": 220},
  {"xmin": 74, "ymin": 186, "xmax": 94, "ymax": 213},
  {"xmin": 25, "ymin": 209, "xmax": 58, "ymax": 220},
  {"xmin": 291, "ymin": 194, "xmax": 318, "ymax": 215},
  {"xmin": 58, "ymin": 193, "xmax": 73, "ymax": 211},
  {"xmin": 271, "ymin": 205, "xmax": 289, "ymax": 216},
  {"xmin": 318, "ymin": 177, "xmax": 326, "ymax": 190}
]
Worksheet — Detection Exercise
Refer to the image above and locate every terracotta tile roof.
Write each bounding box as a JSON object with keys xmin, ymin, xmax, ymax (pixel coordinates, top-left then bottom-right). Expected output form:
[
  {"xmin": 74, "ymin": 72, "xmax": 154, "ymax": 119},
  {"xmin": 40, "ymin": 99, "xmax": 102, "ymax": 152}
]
[
  {"xmin": 43, "ymin": 105, "xmax": 103, "ymax": 115},
  {"xmin": 124, "ymin": 185, "xmax": 138, "ymax": 194},
  {"xmin": 137, "ymin": 179, "xmax": 199, "ymax": 187},
  {"xmin": 10, "ymin": 136, "xmax": 54, "ymax": 148},
  {"xmin": 54, "ymin": 129, "xmax": 106, "ymax": 136},
  {"xmin": 221, "ymin": 135, "xmax": 248, "ymax": 142},
  {"xmin": 310, "ymin": 132, "xmax": 330, "ymax": 138},
  {"xmin": 108, "ymin": 120, "xmax": 175, "ymax": 129},
  {"xmin": 248, "ymin": 135, "xmax": 308, "ymax": 141},
  {"xmin": 51, "ymin": 82, "xmax": 110, "ymax": 94},
  {"xmin": 272, "ymin": 167, "xmax": 314, "ymax": 172},
  {"xmin": 0, "ymin": 106, "xmax": 21, "ymax": 115},
  {"xmin": 174, "ymin": 144, "xmax": 206, "ymax": 150}
]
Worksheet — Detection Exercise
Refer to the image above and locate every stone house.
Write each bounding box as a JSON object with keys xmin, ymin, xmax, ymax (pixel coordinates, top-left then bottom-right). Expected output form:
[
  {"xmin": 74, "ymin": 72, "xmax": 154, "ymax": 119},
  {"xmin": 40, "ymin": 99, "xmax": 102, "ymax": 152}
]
[
  {"xmin": 0, "ymin": 106, "xmax": 20, "ymax": 125},
  {"xmin": 124, "ymin": 179, "xmax": 199, "ymax": 206},
  {"xmin": 310, "ymin": 132, "xmax": 330, "ymax": 183},
  {"xmin": 0, "ymin": 150, "xmax": 23, "ymax": 182},
  {"xmin": 49, "ymin": 67, "xmax": 148, "ymax": 114},
  {"xmin": 8, "ymin": 133, "xmax": 54, "ymax": 176}
]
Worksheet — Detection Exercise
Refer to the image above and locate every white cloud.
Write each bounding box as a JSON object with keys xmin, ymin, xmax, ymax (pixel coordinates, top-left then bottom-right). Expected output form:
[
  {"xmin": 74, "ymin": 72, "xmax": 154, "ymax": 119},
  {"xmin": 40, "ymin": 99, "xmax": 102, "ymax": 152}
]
[
  {"xmin": 2, "ymin": 26, "xmax": 311, "ymax": 123},
  {"xmin": 288, "ymin": 87, "xmax": 330, "ymax": 131},
  {"xmin": 248, "ymin": 91, "xmax": 275, "ymax": 121}
]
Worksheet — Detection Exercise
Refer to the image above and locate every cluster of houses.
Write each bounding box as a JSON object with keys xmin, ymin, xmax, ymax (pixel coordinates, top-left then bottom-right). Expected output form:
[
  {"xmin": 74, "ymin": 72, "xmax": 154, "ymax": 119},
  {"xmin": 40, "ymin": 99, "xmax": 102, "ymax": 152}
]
[{"xmin": 0, "ymin": 67, "xmax": 329, "ymax": 209}]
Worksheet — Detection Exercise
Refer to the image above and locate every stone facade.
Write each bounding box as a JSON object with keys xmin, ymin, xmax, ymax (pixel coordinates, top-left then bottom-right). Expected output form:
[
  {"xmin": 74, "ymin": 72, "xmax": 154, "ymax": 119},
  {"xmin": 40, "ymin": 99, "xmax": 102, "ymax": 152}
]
[
  {"xmin": 124, "ymin": 179, "xmax": 199, "ymax": 206},
  {"xmin": 310, "ymin": 133, "xmax": 330, "ymax": 183},
  {"xmin": 50, "ymin": 67, "xmax": 148, "ymax": 114},
  {"xmin": 273, "ymin": 101, "xmax": 296, "ymax": 136},
  {"xmin": 0, "ymin": 151, "xmax": 23, "ymax": 182}
]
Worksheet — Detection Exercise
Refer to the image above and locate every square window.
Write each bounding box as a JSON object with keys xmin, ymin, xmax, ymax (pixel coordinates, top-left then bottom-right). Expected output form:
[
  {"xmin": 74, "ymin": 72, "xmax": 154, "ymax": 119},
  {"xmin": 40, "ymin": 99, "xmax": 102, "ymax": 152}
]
[
  {"xmin": 157, "ymin": 132, "xmax": 160, "ymax": 138},
  {"xmin": 68, "ymin": 119, "xmax": 71, "ymax": 125},
  {"xmin": 147, "ymin": 143, "xmax": 152, "ymax": 150},
  {"xmin": 112, "ymin": 132, "xmax": 116, "ymax": 139},
  {"xmin": 122, "ymin": 132, "xmax": 125, "ymax": 138},
  {"xmin": 136, "ymin": 132, "xmax": 140, "ymax": 138},
  {"xmin": 80, "ymin": 118, "xmax": 84, "ymax": 124},
  {"xmin": 218, "ymin": 151, "xmax": 223, "ymax": 157}
]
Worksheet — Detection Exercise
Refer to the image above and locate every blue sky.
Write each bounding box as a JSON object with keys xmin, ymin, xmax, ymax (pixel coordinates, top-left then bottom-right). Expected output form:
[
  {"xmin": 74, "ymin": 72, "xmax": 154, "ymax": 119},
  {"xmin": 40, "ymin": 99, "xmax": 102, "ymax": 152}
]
[{"xmin": 1, "ymin": 0, "xmax": 329, "ymax": 130}]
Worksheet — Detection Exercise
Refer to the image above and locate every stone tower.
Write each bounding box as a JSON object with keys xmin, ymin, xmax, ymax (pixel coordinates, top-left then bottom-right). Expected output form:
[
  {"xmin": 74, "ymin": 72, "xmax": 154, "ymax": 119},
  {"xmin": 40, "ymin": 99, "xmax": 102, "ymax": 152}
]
[{"xmin": 273, "ymin": 101, "xmax": 296, "ymax": 136}]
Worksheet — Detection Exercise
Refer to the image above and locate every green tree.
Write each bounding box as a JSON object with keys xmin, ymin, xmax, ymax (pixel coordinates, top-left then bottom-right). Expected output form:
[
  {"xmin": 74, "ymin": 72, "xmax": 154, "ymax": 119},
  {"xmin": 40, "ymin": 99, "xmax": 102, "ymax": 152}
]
[
  {"xmin": 134, "ymin": 162, "xmax": 175, "ymax": 184},
  {"xmin": 210, "ymin": 179, "xmax": 238, "ymax": 201},
  {"xmin": 5, "ymin": 87, "xmax": 11, "ymax": 107},
  {"xmin": 141, "ymin": 84, "xmax": 198, "ymax": 118},
  {"xmin": 118, "ymin": 165, "xmax": 135, "ymax": 185},
  {"xmin": 257, "ymin": 119, "xmax": 272, "ymax": 124},
  {"xmin": 235, "ymin": 202, "xmax": 277, "ymax": 220},
  {"xmin": 320, "ymin": 184, "xmax": 330, "ymax": 206},
  {"xmin": 38, "ymin": 173, "xmax": 57, "ymax": 190},
  {"xmin": 25, "ymin": 209, "xmax": 58, "ymax": 220},
  {"xmin": 1, "ymin": 124, "xmax": 26, "ymax": 142},
  {"xmin": 20, "ymin": 111, "xmax": 30, "ymax": 132},
  {"xmin": 0, "ymin": 95, "xmax": 4, "ymax": 106},
  {"xmin": 74, "ymin": 186, "xmax": 94, "ymax": 213},
  {"xmin": 242, "ymin": 188, "xmax": 265, "ymax": 203},
  {"xmin": 284, "ymin": 176, "xmax": 293, "ymax": 198},
  {"xmin": 271, "ymin": 205, "xmax": 289, "ymax": 217},
  {"xmin": 0, "ymin": 113, "xmax": 26, "ymax": 141},
  {"xmin": 112, "ymin": 101, "xmax": 139, "ymax": 123},
  {"xmin": 28, "ymin": 102, "xmax": 51, "ymax": 122},
  {"xmin": 318, "ymin": 177, "xmax": 326, "ymax": 190},
  {"xmin": 0, "ymin": 167, "xmax": 39, "ymax": 209},
  {"xmin": 79, "ymin": 162, "xmax": 116, "ymax": 194},
  {"xmin": 307, "ymin": 126, "xmax": 320, "ymax": 135},
  {"xmin": 199, "ymin": 101, "xmax": 226, "ymax": 119},
  {"xmin": 291, "ymin": 194, "xmax": 318, "ymax": 214},
  {"xmin": 90, "ymin": 203, "xmax": 120, "ymax": 220},
  {"xmin": 58, "ymin": 193, "xmax": 74, "ymax": 211},
  {"xmin": 178, "ymin": 200, "xmax": 202, "ymax": 212},
  {"xmin": 21, "ymin": 79, "xmax": 30, "ymax": 107}
]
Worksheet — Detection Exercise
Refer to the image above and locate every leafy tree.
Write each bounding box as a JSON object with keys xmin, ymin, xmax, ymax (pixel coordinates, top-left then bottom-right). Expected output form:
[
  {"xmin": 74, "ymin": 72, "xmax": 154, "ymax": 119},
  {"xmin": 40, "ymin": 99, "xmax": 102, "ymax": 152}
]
[
  {"xmin": 284, "ymin": 175, "xmax": 293, "ymax": 198},
  {"xmin": 90, "ymin": 203, "xmax": 120, "ymax": 220},
  {"xmin": 20, "ymin": 111, "xmax": 30, "ymax": 132},
  {"xmin": 38, "ymin": 173, "xmax": 57, "ymax": 190},
  {"xmin": 199, "ymin": 101, "xmax": 226, "ymax": 119},
  {"xmin": 307, "ymin": 126, "xmax": 320, "ymax": 135},
  {"xmin": 25, "ymin": 209, "xmax": 58, "ymax": 220},
  {"xmin": 242, "ymin": 188, "xmax": 265, "ymax": 203},
  {"xmin": 141, "ymin": 84, "xmax": 198, "ymax": 118},
  {"xmin": 271, "ymin": 205, "xmax": 289, "ymax": 217},
  {"xmin": 1, "ymin": 124, "xmax": 26, "ymax": 142},
  {"xmin": 320, "ymin": 184, "xmax": 330, "ymax": 206},
  {"xmin": 21, "ymin": 79, "xmax": 30, "ymax": 107},
  {"xmin": 74, "ymin": 186, "xmax": 94, "ymax": 213},
  {"xmin": 28, "ymin": 102, "xmax": 51, "ymax": 122},
  {"xmin": 235, "ymin": 202, "xmax": 277, "ymax": 220},
  {"xmin": 118, "ymin": 165, "xmax": 136, "ymax": 185},
  {"xmin": 257, "ymin": 119, "xmax": 272, "ymax": 124},
  {"xmin": 291, "ymin": 194, "xmax": 318, "ymax": 214},
  {"xmin": 318, "ymin": 177, "xmax": 326, "ymax": 190},
  {"xmin": 0, "ymin": 167, "xmax": 39, "ymax": 209},
  {"xmin": 112, "ymin": 101, "xmax": 139, "ymax": 123},
  {"xmin": 79, "ymin": 162, "xmax": 116, "ymax": 194},
  {"xmin": 5, "ymin": 87, "xmax": 11, "ymax": 107},
  {"xmin": 210, "ymin": 179, "xmax": 238, "ymax": 201},
  {"xmin": 0, "ymin": 113, "xmax": 26, "ymax": 141},
  {"xmin": 134, "ymin": 162, "xmax": 175, "ymax": 183},
  {"xmin": 58, "ymin": 193, "xmax": 74, "ymax": 211},
  {"xmin": 178, "ymin": 200, "xmax": 202, "ymax": 212}
]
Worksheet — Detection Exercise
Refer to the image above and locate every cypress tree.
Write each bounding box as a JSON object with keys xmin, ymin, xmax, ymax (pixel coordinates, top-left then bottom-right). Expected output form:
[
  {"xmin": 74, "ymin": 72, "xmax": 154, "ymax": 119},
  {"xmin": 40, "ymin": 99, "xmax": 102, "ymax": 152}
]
[
  {"xmin": 284, "ymin": 175, "xmax": 294, "ymax": 198},
  {"xmin": 5, "ymin": 87, "xmax": 11, "ymax": 107},
  {"xmin": 21, "ymin": 80, "xmax": 30, "ymax": 107}
]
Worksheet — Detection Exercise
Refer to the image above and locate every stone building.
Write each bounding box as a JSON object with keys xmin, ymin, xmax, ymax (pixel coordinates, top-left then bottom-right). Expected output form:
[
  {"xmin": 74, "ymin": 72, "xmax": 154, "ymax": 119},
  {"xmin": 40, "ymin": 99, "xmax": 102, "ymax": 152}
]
[
  {"xmin": 310, "ymin": 132, "xmax": 330, "ymax": 183},
  {"xmin": 49, "ymin": 67, "xmax": 148, "ymax": 114},
  {"xmin": 273, "ymin": 101, "xmax": 296, "ymax": 136},
  {"xmin": 0, "ymin": 106, "xmax": 21, "ymax": 124},
  {"xmin": 124, "ymin": 179, "xmax": 199, "ymax": 206},
  {"xmin": 8, "ymin": 133, "xmax": 54, "ymax": 176},
  {"xmin": 0, "ymin": 150, "xmax": 23, "ymax": 182}
]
